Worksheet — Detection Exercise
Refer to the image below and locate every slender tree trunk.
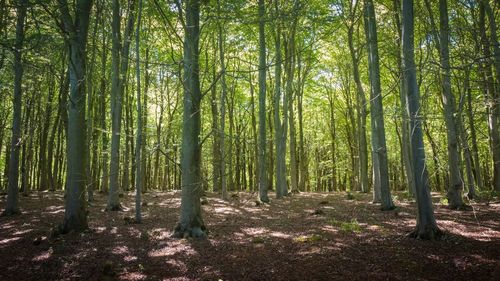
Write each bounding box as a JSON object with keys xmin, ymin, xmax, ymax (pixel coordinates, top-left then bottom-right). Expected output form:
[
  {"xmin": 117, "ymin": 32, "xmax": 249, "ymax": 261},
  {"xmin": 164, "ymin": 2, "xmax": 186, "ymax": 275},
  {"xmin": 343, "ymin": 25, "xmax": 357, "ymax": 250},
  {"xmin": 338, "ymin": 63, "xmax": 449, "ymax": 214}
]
[
  {"xmin": 363, "ymin": 0, "xmax": 394, "ymax": 210},
  {"xmin": 3, "ymin": 0, "xmax": 27, "ymax": 215},
  {"xmin": 274, "ymin": 1, "xmax": 287, "ymax": 199},
  {"xmin": 258, "ymin": 0, "xmax": 269, "ymax": 203},
  {"xmin": 134, "ymin": 0, "xmax": 143, "ymax": 223},
  {"xmin": 173, "ymin": 0, "xmax": 207, "ymax": 239},
  {"xmin": 217, "ymin": 0, "xmax": 228, "ymax": 200},
  {"xmin": 347, "ymin": 18, "xmax": 369, "ymax": 194},
  {"xmin": 108, "ymin": 0, "xmax": 136, "ymax": 210},
  {"xmin": 403, "ymin": 0, "xmax": 441, "ymax": 239}
]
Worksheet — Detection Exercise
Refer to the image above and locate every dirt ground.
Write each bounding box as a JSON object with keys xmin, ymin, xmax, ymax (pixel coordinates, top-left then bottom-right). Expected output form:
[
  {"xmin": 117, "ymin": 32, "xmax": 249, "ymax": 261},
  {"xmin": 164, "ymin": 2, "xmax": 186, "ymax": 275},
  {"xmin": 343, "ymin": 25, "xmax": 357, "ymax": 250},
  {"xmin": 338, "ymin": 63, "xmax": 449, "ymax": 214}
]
[{"xmin": 0, "ymin": 190, "xmax": 499, "ymax": 281}]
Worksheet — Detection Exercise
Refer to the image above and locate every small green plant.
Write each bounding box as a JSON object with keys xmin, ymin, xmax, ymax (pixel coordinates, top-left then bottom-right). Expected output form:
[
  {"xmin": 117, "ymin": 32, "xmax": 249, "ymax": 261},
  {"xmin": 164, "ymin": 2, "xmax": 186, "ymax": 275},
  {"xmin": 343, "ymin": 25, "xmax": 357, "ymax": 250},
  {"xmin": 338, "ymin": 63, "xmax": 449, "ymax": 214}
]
[
  {"xmin": 328, "ymin": 218, "xmax": 363, "ymax": 233},
  {"xmin": 440, "ymin": 197, "xmax": 448, "ymax": 205},
  {"xmin": 293, "ymin": 234, "xmax": 322, "ymax": 243},
  {"xmin": 340, "ymin": 219, "xmax": 362, "ymax": 233}
]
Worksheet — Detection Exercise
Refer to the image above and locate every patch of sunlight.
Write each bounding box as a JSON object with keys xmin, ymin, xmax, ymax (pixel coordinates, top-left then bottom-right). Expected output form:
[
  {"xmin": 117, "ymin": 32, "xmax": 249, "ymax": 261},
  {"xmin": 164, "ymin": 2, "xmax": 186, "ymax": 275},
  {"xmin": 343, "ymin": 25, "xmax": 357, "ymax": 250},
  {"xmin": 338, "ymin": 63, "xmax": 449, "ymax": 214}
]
[
  {"xmin": 12, "ymin": 229, "xmax": 33, "ymax": 236},
  {"xmin": 124, "ymin": 255, "xmax": 138, "ymax": 262},
  {"xmin": 148, "ymin": 241, "xmax": 196, "ymax": 258},
  {"xmin": 112, "ymin": 245, "xmax": 129, "ymax": 255},
  {"xmin": 214, "ymin": 206, "xmax": 241, "ymax": 215},
  {"xmin": 95, "ymin": 227, "xmax": 107, "ymax": 233},
  {"xmin": 293, "ymin": 234, "xmax": 323, "ymax": 243},
  {"xmin": 268, "ymin": 231, "xmax": 292, "ymax": 239},
  {"xmin": 0, "ymin": 236, "xmax": 21, "ymax": 244},
  {"xmin": 110, "ymin": 227, "xmax": 118, "ymax": 234},
  {"xmin": 120, "ymin": 271, "xmax": 148, "ymax": 281},
  {"xmin": 320, "ymin": 225, "xmax": 340, "ymax": 234},
  {"xmin": 242, "ymin": 227, "xmax": 267, "ymax": 236},
  {"xmin": 297, "ymin": 246, "xmax": 322, "ymax": 256},
  {"xmin": 165, "ymin": 259, "xmax": 188, "ymax": 271},
  {"xmin": 32, "ymin": 247, "xmax": 53, "ymax": 261}
]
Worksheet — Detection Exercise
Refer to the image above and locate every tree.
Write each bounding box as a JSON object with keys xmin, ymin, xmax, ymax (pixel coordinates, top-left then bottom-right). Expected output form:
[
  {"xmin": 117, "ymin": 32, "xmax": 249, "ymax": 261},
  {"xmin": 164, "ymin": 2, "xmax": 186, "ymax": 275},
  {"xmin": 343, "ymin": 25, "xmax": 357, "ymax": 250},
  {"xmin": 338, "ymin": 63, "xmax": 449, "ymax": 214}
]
[
  {"xmin": 134, "ymin": 0, "xmax": 143, "ymax": 223},
  {"xmin": 402, "ymin": 0, "xmax": 442, "ymax": 239},
  {"xmin": 173, "ymin": 0, "xmax": 207, "ymax": 239},
  {"xmin": 423, "ymin": 0, "xmax": 465, "ymax": 209},
  {"xmin": 363, "ymin": 0, "xmax": 394, "ymax": 210},
  {"xmin": 107, "ymin": 0, "xmax": 137, "ymax": 211},
  {"xmin": 258, "ymin": 0, "xmax": 270, "ymax": 203},
  {"xmin": 57, "ymin": 0, "xmax": 93, "ymax": 233},
  {"xmin": 3, "ymin": 0, "xmax": 28, "ymax": 216},
  {"xmin": 216, "ymin": 0, "xmax": 228, "ymax": 200}
]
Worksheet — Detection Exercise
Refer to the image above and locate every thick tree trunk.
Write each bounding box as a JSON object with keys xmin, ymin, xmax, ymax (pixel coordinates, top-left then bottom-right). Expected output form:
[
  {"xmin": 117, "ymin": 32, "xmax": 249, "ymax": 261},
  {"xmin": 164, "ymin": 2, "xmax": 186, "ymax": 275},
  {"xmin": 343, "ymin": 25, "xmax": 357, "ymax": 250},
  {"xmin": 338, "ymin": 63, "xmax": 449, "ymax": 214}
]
[
  {"xmin": 57, "ymin": 0, "xmax": 93, "ymax": 233},
  {"xmin": 258, "ymin": 0, "xmax": 269, "ymax": 203},
  {"xmin": 173, "ymin": 0, "xmax": 207, "ymax": 239},
  {"xmin": 402, "ymin": 0, "xmax": 442, "ymax": 240},
  {"xmin": 3, "ymin": 0, "xmax": 27, "ymax": 216},
  {"xmin": 364, "ymin": 0, "xmax": 394, "ymax": 210},
  {"xmin": 479, "ymin": 0, "xmax": 500, "ymax": 191},
  {"xmin": 393, "ymin": 0, "xmax": 415, "ymax": 197}
]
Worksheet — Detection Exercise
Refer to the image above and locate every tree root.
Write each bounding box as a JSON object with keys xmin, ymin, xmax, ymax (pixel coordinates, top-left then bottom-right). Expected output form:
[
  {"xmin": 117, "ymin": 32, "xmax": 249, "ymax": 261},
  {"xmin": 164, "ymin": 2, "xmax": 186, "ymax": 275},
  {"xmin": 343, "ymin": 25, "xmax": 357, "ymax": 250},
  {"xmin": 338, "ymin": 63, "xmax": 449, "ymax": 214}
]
[
  {"xmin": 408, "ymin": 225, "xmax": 444, "ymax": 240},
  {"xmin": 172, "ymin": 223, "xmax": 208, "ymax": 239}
]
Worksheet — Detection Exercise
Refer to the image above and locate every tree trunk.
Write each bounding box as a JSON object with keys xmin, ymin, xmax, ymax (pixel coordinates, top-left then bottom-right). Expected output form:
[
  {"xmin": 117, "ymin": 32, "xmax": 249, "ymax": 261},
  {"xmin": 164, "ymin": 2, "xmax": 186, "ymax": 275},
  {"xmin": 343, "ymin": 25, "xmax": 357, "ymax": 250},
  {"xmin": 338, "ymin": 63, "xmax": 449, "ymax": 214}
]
[
  {"xmin": 57, "ymin": 0, "xmax": 93, "ymax": 233},
  {"xmin": 346, "ymin": 9, "xmax": 369, "ymax": 194},
  {"xmin": 134, "ymin": 0, "xmax": 143, "ymax": 223},
  {"xmin": 363, "ymin": 0, "xmax": 394, "ymax": 210},
  {"xmin": 217, "ymin": 0, "xmax": 228, "ymax": 200},
  {"xmin": 479, "ymin": 0, "xmax": 500, "ymax": 191},
  {"xmin": 403, "ymin": 0, "xmax": 441, "ymax": 240},
  {"xmin": 107, "ymin": 0, "xmax": 136, "ymax": 210},
  {"xmin": 258, "ymin": 0, "xmax": 269, "ymax": 203},
  {"xmin": 274, "ymin": 2, "xmax": 287, "ymax": 199},
  {"xmin": 3, "ymin": 0, "xmax": 27, "ymax": 215},
  {"xmin": 173, "ymin": 0, "xmax": 207, "ymax": 239}
]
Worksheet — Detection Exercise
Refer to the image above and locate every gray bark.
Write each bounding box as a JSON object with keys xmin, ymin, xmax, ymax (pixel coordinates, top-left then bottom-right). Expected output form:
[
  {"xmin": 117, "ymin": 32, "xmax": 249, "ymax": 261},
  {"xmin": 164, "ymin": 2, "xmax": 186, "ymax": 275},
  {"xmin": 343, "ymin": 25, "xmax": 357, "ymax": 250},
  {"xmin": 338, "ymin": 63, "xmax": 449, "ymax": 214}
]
[
  {"xmin": 258, "ymin": 0, "xmax": 269, "ymax": 203},
  {"xmin": 3, "ymin": 0, "xmax": 27, "ymax": 216},
  {"xmin": 274, "ymin": 1, "xmax": 287, "ymax": 199},
  {"xmin": 364, "ymin": 0, "xmax": 394, "ymax": 210},
  {"xmin": 134, "ymin": 0, "xmax": 143, "ymax": 223},
  {"xmin": 217, "ymin": 0, "xmax": 228, "ymax": 200},
  {"xmin": 57, "ymin": 0, "xmax": 93, "ymax": 233},
  {"xmin": 480, "ymin": 0, "xmax": 500, "ymax": 191},
  {"xmin": 346, "ymin": 2, "xmax": 369, "ymax": 193},
  {"xmin": 402, "ymin": 0, "xmax": 442, "ymax": 239},
  {"xmin": 107, "ymin": 0, "xmax": 136, "ymax": 210},
  {"xmin": 173, "ymin": 0, "xmax": 207, "ymax": 239}
]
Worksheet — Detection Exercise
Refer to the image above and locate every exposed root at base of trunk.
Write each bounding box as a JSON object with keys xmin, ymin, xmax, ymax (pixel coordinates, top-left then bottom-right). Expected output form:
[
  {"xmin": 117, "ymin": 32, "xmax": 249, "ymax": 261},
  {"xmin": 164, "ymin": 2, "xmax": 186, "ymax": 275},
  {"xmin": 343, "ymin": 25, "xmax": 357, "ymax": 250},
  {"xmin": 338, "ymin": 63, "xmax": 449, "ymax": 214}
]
[
  {"xmin": 172, "ymin": 224, "xmax": 208, "ymax": 239},
  {"xmin": 408, "ymin": 225, "xmax": 444, "ymax": 240}
]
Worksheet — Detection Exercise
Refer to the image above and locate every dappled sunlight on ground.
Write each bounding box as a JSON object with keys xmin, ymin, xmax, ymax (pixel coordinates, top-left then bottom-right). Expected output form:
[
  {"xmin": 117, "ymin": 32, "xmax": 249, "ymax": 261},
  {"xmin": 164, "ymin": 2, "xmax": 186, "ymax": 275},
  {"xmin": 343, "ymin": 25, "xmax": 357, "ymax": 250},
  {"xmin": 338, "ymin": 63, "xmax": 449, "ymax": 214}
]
[{"xmin": 0, "ymin": 190, "xmax": 498, "ymax": 280}]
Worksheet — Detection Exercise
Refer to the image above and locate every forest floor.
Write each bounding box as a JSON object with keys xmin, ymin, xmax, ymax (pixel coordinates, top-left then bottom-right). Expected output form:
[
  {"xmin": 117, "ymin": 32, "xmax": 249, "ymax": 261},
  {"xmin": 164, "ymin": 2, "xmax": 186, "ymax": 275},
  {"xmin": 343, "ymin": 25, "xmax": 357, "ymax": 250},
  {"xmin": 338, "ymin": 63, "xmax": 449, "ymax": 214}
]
[{"xmin": 0, "ymin": 190, "xmax": 499, "ymax": 281}]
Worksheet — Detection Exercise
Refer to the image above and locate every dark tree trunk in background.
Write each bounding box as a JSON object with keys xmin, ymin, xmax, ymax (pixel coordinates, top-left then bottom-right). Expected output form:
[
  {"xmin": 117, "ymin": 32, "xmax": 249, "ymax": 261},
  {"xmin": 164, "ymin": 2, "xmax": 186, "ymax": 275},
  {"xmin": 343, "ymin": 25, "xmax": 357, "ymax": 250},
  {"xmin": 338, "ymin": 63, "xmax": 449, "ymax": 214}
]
[
  {"xmin": 3, "ymin": 0, "xmax": 27, "ymax": 216},
  {"xmin": 173, "ymin": 0, "xmax": 207, "ymax": 239}
]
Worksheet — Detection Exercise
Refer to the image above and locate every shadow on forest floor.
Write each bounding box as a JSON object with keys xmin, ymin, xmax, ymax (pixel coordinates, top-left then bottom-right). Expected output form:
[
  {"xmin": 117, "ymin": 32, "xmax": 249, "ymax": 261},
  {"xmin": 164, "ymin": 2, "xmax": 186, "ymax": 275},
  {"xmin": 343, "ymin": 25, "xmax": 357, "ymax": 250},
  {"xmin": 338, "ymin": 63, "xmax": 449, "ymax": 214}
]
[{"xmin": 0, "ymin": 191, "xmax": 499, "ymax": 280}]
